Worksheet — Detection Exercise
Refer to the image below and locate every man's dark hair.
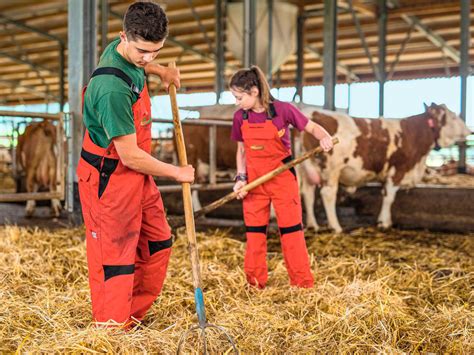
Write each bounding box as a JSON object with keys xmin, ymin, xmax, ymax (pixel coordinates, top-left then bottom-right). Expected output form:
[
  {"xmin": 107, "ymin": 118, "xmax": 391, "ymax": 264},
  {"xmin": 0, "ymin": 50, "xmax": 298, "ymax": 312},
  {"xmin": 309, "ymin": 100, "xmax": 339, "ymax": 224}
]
[{"xmin": 123, "ymin": 1, "xmax": 168, "ymax": 42}]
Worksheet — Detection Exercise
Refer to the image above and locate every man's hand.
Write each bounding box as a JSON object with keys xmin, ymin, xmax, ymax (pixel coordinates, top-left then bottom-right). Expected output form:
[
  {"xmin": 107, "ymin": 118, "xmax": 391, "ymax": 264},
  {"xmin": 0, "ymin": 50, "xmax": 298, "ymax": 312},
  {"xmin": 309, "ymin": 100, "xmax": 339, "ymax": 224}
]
[
  {"xmin": 319, "ymin": 136, "xmax": 334, "ymax": 152},
  {"xmin": 233, "ymin": 180, "xmax": 248, "ymax": 200},
  {"xmin": 160, "ymin": 65, "xmax": 180, "ymax": 90},
  {"xmin": 144, "ymin": 63, "xmax": 181, "ymax": 90},
  {"xmin": 175, "ymin": 165, "xmax": 194, "ymax": 183}
]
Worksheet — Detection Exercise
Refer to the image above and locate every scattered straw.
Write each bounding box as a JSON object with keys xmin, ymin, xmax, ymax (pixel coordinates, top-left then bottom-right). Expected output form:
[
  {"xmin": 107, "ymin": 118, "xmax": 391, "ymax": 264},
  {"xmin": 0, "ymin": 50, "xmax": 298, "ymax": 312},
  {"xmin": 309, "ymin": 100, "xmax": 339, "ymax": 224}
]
[
  {"xmin": 0, "ymin": 225, "xmax": 472, "ymax": 353},
  {"xmin": 422, "ymin": 172, "xmax": 474, "ymax": 187}
]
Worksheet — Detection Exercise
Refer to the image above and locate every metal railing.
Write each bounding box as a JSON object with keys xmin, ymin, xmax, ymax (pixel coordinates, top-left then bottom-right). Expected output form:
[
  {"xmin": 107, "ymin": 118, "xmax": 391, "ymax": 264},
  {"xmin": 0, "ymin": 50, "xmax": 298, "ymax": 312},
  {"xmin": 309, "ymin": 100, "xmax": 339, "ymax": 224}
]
[{"xmin": 152, "ymin": 118, "xmax": 235, "ymax": 192}]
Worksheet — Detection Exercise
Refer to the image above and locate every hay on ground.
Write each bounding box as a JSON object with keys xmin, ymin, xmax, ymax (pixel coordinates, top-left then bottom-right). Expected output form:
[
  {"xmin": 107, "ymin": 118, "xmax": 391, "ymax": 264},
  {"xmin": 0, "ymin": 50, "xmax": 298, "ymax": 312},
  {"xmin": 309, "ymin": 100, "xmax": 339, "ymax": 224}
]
[{"xmin": 0, "ymin": 225, "xmax": 472, "ymax": 353}]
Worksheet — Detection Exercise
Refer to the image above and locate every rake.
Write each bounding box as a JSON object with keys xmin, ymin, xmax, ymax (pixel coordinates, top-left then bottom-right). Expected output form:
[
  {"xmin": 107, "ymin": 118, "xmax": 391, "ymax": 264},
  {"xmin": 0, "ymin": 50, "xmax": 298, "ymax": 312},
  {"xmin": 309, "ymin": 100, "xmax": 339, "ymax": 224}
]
[{"xmin": 168, "ymin": 62, "xmax": 239, "ymax": 354}]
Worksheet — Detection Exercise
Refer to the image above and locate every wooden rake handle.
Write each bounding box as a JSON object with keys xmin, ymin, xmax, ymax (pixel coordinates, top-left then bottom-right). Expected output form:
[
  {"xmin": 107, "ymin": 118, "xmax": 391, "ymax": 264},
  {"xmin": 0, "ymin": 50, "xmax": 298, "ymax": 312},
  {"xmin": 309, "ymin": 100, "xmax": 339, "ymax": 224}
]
[
  {"xmin": 170, "ymin": 137, "xmax": 339, "ymax": 228},
  {"xmin": 168, "ymin": 62, "xmax": 203, "ymax": 293}
]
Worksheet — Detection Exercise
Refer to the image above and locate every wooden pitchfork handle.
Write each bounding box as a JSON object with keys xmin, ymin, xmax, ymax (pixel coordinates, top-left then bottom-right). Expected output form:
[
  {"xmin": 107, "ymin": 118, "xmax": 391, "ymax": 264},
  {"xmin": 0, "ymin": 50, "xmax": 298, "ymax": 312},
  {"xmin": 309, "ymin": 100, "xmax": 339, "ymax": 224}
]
[
  {"xmin": 170, "ymin": 137, "xmax": 339, "ymax": 229},
  {"xmin": 168, "ymin": 62, "xmax": 207, "ymax": 326}
]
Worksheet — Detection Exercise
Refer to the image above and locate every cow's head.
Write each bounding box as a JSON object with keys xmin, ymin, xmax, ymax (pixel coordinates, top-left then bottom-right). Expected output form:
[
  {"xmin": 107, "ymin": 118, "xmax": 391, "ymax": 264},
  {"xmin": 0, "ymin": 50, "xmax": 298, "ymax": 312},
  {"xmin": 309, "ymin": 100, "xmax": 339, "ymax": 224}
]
[{"xmin": 424, "ymin": 103, "xmax": 471, "ymax": 148}]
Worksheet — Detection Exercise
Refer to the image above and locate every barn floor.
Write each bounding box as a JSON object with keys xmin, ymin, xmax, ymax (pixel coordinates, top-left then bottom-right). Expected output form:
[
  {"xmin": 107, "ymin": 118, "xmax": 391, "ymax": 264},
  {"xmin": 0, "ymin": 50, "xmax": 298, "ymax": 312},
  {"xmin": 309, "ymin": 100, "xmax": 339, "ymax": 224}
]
[
  {"xmin": 0, "ymin": 223, "xmax": 472, "ymax": 353},
  {"xmin": 0, "ymin": 202, "xmax": 70, "ymax": 229}
]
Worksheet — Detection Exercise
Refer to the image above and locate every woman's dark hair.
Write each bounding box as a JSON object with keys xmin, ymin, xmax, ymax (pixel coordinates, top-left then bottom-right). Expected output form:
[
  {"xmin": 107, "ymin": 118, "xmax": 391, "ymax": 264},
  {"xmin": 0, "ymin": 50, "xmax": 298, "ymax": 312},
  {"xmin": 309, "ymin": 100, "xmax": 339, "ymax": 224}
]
[
  {"xmin": 123, "ymin": 1, "xmax": 168, "ymax": 42},
  {"xmin": 229, "ymin": 65, "xmax": 275, "ymax": 113}
]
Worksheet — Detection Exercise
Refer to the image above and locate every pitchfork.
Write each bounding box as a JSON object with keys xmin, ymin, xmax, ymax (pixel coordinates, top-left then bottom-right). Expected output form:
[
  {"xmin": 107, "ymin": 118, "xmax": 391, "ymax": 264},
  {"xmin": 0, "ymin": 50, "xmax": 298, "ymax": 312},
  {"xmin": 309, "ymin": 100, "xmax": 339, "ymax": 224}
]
[{"xmin": 168, "ymin": 62, "xmax": 238, "ymax": 354}]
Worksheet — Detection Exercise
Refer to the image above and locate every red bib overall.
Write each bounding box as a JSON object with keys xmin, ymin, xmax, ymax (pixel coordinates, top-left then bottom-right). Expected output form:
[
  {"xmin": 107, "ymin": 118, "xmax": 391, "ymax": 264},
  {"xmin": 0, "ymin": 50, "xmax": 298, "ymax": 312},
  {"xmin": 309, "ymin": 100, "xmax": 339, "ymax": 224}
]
[
  {"xmin": 241, "ymin": 107, "xmax": 314, "ymax": 288},
  {"xmin": 76, "ymin": 68, "xmax": 172, "ymax": 324}
]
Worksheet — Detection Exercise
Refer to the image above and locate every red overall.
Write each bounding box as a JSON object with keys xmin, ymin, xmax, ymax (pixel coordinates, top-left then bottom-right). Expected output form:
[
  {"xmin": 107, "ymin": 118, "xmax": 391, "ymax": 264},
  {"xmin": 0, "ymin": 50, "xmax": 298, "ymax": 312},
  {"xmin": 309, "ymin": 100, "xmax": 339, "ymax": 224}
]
[
  {"xmin": 242, "ymin": 107, "xmax": 314, "ymax": 288},
  {"xmin": 76, "ymin": 68, "xmax": 172, "ymax": 324}
]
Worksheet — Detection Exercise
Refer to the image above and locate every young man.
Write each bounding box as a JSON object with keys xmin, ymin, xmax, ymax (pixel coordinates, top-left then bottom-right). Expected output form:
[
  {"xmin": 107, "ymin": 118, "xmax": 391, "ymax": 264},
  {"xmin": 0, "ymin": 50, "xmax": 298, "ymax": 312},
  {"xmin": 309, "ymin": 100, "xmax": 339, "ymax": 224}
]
[{"xmin": 76, "ymin": 1, "xmax": 194, "ymax": 326}]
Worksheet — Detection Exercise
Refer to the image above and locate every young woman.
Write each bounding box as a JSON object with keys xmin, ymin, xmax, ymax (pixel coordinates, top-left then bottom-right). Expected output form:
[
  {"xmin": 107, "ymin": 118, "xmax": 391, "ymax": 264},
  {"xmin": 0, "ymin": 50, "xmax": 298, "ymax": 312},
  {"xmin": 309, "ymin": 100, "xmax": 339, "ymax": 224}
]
[{"xmin": 230, "ymin": 66, "xmax": 333, "ymax": 289}]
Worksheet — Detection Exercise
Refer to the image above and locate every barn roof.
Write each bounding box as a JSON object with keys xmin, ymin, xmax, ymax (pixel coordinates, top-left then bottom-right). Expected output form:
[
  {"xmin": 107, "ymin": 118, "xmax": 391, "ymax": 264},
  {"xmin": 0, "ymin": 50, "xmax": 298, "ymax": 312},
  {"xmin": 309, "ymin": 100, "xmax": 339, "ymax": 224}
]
[{"xmin": 0, "ymin": 0, "xmax": 472, "ymax": 106}]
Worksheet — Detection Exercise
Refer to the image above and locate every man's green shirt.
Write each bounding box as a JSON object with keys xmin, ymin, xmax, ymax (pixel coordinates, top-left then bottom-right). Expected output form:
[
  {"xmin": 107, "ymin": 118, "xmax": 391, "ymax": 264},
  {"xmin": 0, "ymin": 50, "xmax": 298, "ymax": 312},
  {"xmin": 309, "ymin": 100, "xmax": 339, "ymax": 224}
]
[{"xmin": 83, "ymin": 38, "xmax": 145, "ymax": 148}]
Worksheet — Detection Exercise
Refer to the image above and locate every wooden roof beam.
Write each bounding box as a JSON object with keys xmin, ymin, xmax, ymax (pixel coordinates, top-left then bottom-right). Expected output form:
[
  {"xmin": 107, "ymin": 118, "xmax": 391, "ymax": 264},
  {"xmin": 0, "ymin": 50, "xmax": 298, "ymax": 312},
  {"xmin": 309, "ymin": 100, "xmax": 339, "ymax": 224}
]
[
  {"xmin": 338, "ymin": 0, "xmax": 376, "ymax": 17},
  {"xmin": 0, "ymin": 79, "xmax": 58, "ymax": 101},
  {"xmin": 0, "ymin": 50, "xmax": 56, "ymax": 75},
  {"xmin": 400, "ymin": 14, "xmax": 460, "ymax": 64},
  {"xmin": 305, "ymin": 44, "xmax": 359, "ymax": 81}
]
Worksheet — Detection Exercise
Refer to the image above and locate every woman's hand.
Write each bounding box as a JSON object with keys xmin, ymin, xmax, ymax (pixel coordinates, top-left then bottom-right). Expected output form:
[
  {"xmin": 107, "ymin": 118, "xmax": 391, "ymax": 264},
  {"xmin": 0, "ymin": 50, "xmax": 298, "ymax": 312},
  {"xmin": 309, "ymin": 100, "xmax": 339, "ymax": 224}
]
[
  {"xmin": 319, "ymin": 136, "xmax": 334, "ymax": 152},
  {"xmin": 233, "ymin": 180, "xmax": 248, "ymax": 200}
]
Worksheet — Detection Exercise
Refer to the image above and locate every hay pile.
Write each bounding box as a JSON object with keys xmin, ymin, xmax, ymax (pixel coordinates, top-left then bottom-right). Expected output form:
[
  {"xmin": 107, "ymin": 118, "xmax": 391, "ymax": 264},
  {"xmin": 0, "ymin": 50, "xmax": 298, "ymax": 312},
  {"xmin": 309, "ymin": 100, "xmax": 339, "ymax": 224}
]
[
  {"xmin": 0, "ymin": 225, "xmax": 472, "ymax": 353},
  {"xmin": 422, "ymin": 171, "xmax": 474, "ymax": 187},
  {"xmin": 0, "ymin": 174, "xmax": 15, "ymax": 193}
]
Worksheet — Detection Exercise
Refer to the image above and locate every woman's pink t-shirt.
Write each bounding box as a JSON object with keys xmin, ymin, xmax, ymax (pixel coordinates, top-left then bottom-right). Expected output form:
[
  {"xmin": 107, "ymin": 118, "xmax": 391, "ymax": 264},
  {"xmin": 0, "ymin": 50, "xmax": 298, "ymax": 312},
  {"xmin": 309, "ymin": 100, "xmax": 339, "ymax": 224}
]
[{"xmin": 230, "ymin": 100, "xmax": 309, "ymax": 149}]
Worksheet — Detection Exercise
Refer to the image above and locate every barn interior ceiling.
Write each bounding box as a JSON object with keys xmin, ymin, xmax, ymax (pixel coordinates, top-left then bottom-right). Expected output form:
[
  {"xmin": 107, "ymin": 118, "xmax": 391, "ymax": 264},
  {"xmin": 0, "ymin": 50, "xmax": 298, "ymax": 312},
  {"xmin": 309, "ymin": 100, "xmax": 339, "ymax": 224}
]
[{"xmin": 0, "ymin": 0, "xmax": 472, "ymax": 106}]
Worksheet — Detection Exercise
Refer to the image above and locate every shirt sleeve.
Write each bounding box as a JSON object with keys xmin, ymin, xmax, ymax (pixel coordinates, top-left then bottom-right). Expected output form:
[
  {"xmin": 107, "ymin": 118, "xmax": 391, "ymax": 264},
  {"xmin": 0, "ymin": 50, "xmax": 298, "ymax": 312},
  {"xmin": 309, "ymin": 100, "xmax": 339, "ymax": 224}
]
[
  {"xmin": 285, "ymin": 103, "xmax": 309, "ymax": 132},
  {"xmin": 96, "ymin": 91, "xmax": 136, "ymax": 140},
  {"xmin": 230, "ymin": 111, "xmax": 243, "ymax": 142}
]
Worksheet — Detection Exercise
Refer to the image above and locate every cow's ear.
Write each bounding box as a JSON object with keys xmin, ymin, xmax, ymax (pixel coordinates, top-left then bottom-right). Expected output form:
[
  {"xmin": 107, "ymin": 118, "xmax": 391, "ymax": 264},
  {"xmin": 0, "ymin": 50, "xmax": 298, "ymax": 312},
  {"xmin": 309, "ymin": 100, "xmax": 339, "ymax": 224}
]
[
  {"xmin": 423, "ymin": 102, "xmax": 429, "ymax": 111},
  {"xmin": 431, "ymin": 102, "xmax": 437, "ymax": 108}
]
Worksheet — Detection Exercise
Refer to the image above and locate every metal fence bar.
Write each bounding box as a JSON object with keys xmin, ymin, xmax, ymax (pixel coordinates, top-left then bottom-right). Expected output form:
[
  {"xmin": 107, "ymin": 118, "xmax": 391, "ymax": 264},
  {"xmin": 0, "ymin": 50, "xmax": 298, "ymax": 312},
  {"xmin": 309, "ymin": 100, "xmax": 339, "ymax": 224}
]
[
  {"xmin": 0, "ymin": 191, "xmax": 63, "ymax": 203},
  {"xmin": 152, "ymin": 118, "xmax": 233, "ymax": 127},
  {"xmin": 0, "ymin": 111, "xmax": 61, "ymax": 121},
  {"xmin": 158, "ymin": 182, "xmax": 235, "ymax": 193},
  {"xmin": 209, "ymin": 125, "xmax": 217, "ymax": 185}
]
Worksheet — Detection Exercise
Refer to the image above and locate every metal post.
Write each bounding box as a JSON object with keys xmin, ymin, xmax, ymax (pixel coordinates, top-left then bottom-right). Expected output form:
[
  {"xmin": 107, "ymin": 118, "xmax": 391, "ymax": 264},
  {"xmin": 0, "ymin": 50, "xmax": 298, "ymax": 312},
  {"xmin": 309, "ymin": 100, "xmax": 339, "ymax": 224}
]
[
  {"xmin": 378, "ymin": 0, "xmax": 387, "ymax": 117},
  {"xmin": 215, "ymin": 0, "xmax": 225, "ymax": 102},
  {"xmin": 244, "ymin": 0, "xmax": 256, "ymax": 67},
  {"xmin": 267, "ymin": 0, "xmax": 273, "ymax": 84},
  {"xmin": 101, "ymin": 0, "xmax": 109, "ymax": 55},
  {"xmin": 323, "ymin": 0, "xmax": 337, "ymax": 111},
  {"xmin": 59, "ymin": 43, "xmax": 65, "ymax": 111},
  {"xmin": 458, "ymin": 0, "xmax": 470, "ymax": 173},
  {"xmin": 68, "ymin": 0, "xmax": 97, "ymax": 220},
  {"xmin": 296, "ymin": 13, "xmax": 305, "ymax": 101},
  {"xmin": 209, "ymin": 125, "xmax": 217, "ymax": 185}
]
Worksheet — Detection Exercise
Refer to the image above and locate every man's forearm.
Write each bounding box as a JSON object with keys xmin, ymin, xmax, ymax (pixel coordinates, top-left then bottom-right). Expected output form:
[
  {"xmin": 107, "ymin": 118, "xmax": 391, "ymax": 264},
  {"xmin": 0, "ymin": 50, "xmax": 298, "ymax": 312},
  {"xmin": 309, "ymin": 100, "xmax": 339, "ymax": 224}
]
[
  {"xmin": 121, "ymin": 147, "xmax": 178, "ymax": 179},
  {"xmin": 144, "ymin": 63, "xmax": 165, "ymax": 77}
]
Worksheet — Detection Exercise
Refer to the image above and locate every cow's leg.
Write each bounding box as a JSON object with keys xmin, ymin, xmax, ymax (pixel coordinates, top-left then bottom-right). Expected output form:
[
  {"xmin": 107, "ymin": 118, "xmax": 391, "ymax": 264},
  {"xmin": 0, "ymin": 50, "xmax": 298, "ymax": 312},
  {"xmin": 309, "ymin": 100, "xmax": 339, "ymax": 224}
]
[
  {"xmin": 301, "ymin": 178, "xmax": 319, "ymax": 231},
  {"xmin": 377, "ymin": 179, "xmax": 399, "ymax": 228},
  {"xmin": 49, "ymin": 167, "xmax": 61, "ymax": 218},
  {"xmin": 192, "ymin": 190, "xmax": 202, "ymax": 211},
  {"xmin": 320, "ymin": 175, "xmax": 342, "ymax": 233},
  {"xmin": 51, "ymin": 199, "xmax": 61, "ymax": 218},
  {"xmin": 25, "ymin": 179, "xmax": 38, "ymax": 218}
]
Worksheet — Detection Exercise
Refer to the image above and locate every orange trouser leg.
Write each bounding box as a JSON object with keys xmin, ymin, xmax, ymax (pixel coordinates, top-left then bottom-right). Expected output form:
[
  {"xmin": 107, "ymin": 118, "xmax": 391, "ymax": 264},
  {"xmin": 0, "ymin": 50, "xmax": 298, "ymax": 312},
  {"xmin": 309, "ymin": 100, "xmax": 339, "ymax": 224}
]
[
  {"xmin": 130, "ymin": 177, "xmax": 172, "ymax": 321},
  {"xmin": 242, "ymin": 192, "xmax": 271, "ymax": 288},
  {"xmin": 85, "ymin": 200, "xmax": 143, "ymax": 323},
  {"xmin": 80, "ymin": 166, "xmax": 144, "ymax": 323},
  {"xmin": 270, "ymin": 174, "xmax": 314, "ymax": 288}
]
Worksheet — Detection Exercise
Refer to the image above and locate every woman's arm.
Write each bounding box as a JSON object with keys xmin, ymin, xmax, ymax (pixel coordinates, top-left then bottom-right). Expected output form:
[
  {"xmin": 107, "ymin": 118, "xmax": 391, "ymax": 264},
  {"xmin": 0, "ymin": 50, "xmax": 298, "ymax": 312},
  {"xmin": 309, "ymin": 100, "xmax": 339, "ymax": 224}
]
[
  {"xmin": 304, "ymin": 120, "xmax": 334, "ymax": 152},
  {"xmin": 234, "ymin": 141, "xmax": 248, "ymax": 199}
]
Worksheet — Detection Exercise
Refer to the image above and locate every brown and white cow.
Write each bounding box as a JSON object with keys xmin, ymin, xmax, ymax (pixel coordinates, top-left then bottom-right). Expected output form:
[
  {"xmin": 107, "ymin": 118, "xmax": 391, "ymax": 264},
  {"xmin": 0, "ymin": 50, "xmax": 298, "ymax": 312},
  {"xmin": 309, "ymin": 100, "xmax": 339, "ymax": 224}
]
[
  {"xmin": 180, "ymin": 124, "xmax": 236, "ymax": 210},
  {"xmin": 16, "ymin": 121, "xmax": 61, "ymax": 217},
  {"xmin": 299, "ymin": 103, "xmax": 471, "ymax": 233}
]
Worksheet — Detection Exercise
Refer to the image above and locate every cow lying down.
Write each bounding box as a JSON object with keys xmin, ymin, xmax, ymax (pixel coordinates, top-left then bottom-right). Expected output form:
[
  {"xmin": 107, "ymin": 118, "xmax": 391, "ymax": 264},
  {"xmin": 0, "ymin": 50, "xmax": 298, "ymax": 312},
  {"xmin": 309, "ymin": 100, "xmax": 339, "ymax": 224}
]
[{"xmin": 298, "ymin": 103, "xmax": 471, "ymax": 233}]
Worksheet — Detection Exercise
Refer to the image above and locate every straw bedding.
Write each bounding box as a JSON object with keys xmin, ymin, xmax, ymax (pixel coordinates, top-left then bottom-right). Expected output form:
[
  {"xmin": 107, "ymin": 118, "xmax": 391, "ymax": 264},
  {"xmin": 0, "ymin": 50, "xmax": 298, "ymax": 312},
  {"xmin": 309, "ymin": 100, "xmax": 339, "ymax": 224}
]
[
  {"xmin": 0, "ymin": 225, "xmax": 472, "ymax": 353},
  {"xmin": 422, "ymin": 172, "xmax": 474, "ymax": 187}
]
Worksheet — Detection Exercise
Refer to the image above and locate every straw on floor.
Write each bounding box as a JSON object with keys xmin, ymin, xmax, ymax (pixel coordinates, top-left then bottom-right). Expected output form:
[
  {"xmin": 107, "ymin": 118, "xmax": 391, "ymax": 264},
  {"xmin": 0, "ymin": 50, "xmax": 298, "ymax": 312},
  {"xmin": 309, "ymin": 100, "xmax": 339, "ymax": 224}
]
[{"xmin": 0, "ymin": 225, "xmax": 472, "ymax": 353}]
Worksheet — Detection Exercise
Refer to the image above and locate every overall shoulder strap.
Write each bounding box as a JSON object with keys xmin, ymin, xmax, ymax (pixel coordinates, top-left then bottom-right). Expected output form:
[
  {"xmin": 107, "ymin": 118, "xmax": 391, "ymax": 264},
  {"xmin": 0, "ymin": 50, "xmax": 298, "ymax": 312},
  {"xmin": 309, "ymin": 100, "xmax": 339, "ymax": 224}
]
[{"xmin": 91, "ymin": 67, "xmax": 141, "ymax": 99}]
